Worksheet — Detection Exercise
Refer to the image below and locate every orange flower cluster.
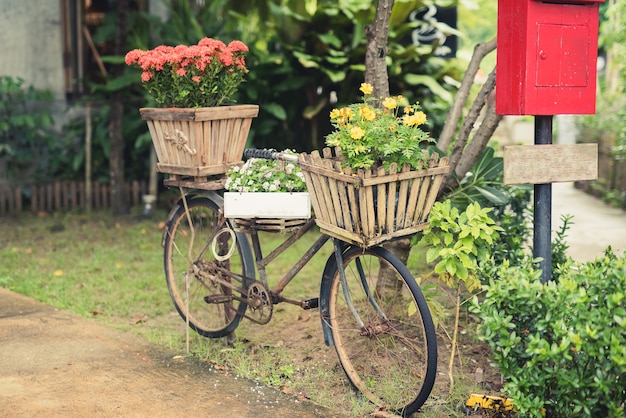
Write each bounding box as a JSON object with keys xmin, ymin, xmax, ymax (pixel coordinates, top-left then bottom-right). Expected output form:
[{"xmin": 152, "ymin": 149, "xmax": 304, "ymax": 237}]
[{"xmin": 125, "ymin": 38, "xmax": 249, "ymax": 108}]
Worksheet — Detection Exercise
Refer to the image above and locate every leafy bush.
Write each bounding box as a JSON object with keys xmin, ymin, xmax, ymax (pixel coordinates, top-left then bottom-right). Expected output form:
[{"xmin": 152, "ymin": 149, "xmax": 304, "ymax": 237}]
[
  {"xmin": 420, "ymin": 200, "xmax": 501, "ymax": 291},
  {"xmin": 473, "ymin": 250, "xmax": 626, "ymax": 417},
  {"xmin": 0, "ymin": 76, "xmax": 57, "ymax": 182},
  {"xmin": 418, "ymin": 200, "xmax": 501, "ymax": 393}
]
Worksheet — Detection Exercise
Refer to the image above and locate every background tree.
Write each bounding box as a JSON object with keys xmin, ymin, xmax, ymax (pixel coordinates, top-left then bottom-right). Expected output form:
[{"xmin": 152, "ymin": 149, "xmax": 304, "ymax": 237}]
[
  {"xmin": 64, "ymin": 0, "xmax": 499, "ymax": 213},
  {"xmin": 108, "ymin": 0, "xmax": 131, "ymax": 215}
]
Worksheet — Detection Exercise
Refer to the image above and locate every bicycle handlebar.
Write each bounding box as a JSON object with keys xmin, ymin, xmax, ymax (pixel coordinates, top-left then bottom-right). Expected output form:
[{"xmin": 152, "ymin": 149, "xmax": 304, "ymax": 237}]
[{"xmin": 243, "ymin": 148, "xmax": 299, "ymax": 163}]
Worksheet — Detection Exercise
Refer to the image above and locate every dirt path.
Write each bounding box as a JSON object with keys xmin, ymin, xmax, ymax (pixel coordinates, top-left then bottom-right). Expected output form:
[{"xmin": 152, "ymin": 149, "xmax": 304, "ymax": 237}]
[{"xmin": 0, "ymin": 288, "xmax": 346, "ymax": 418}]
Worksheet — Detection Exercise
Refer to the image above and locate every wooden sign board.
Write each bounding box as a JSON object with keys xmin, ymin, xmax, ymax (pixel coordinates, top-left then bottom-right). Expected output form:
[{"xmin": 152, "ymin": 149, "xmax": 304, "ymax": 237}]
[{"xmin": 504, "ymin": 143, "xmax": 598, "ymax": 185}]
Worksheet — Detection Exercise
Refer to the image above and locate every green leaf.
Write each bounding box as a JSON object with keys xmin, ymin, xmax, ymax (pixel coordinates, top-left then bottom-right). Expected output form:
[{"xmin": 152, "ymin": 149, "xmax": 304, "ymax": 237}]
[
  {"xmin": 293, "ymin": 51, "xmax": 320, "ymax": 68},
  {"xmin": 317, "ymin": 33, "xmax": 342, "ymax": 48},
  {"xmin": 100, "ymin": 74, "xmax": 138, "ymax": 92},
  {"xmin": 302, "ymin": 99, "xmax": 327, "ymax": 119},
  {"xmin": 426, "ymin": 247, "xmax": 440, "ymax": 263},
  {"xmin": 100, "ymin": 55, "xmax": 126, "ymax": 64},
  {"xmin": 474, "ymin": 185, "xmax": 510, "ymax": 205},
  {"xmin": 325, "ymin": 56, "xmax": 349, "ymax": 65},
  {"xmin": 445, "ymin": 259, "xmax": 457, "ymax": 276},
  {"xmin": 320, "ymin": 67, "xmax": 346, "ymax": 83},
  {"xmin": 403, "ymin": 74, "xmax": 453, "ymax": 103},
  {"xmin": 458, "ymin": 252, "xmax": 475, "ymax": 269},
  {"xmin": 263, "ymin": 103, "xmax": 287, "ymax": 120}
]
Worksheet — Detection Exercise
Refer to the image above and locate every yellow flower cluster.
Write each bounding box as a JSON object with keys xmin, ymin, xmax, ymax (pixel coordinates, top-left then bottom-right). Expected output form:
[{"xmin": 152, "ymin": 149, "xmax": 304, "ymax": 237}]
[
  {"xmin": 325, "ymin": 83, "xmax": 434, "ymax": 170},
  {"xmin": 330, "ymin": 83, "xmax": 427, "ymax": 130}
]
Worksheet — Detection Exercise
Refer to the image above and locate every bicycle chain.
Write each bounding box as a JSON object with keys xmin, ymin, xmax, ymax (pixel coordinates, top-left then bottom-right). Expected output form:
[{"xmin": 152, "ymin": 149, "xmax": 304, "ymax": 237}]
[{"xmin": 244, "ymin": 281, "xmax": 273, "ymax": 325}]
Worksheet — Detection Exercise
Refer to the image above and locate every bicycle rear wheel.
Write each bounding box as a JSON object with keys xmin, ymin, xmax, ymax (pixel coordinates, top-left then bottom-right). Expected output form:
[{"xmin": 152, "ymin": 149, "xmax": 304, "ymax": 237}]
[
  {"xmin": 163, "ymin": 195, "xmax": 254, "ymax": 338},
  {"xmin": 327, "ymin": 245, "xmax": 437, "ymax": 416}
]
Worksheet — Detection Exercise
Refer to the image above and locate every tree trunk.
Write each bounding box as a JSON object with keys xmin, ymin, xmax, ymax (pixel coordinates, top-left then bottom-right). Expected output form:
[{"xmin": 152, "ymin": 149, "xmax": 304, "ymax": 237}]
[
  {"xmin": 443, "ymin": 67, "xmax": 501, "ymax": 191},
  {"xmin": 109, "ymin": 0, "xmax": 130, "ymax": 215},
  {"xmin": 437, "ymin": 38, "xmax": 497, "ymax": 153},
  {"xmin": 435, "ymin": 38, "xmax": 500, "ymax": 194},
  {"xmin": 364, "ymin": 0, "xmax": 394, "ymax": 99},
  {"xmin": 364, "ymin": 0, "xmax": 403, "ymax": 294}
]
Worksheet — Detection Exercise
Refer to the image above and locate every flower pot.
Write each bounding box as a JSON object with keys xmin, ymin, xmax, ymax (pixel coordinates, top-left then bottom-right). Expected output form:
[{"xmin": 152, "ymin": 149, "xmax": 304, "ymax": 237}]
[
  {"xmin": 223, "ymin": 192, "xmax": 311, "ymax": 219},
  {"xmin": 298, "ymin": 147, "xmax": 450, "ymax": 248},
  {"xmin": 140, "ymin": 105, "xmax": 259, "ymax": 177}
]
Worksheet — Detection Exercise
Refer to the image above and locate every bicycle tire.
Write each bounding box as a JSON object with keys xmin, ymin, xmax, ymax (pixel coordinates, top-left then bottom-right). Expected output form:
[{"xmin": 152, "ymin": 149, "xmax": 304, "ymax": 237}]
[
  {"xmin": 327, "ymin": 245, "xmax": 437, "ymax": 416},
  {"xmin": 163, "ymin": 195, "xmax": 254, "ymax": 338}
]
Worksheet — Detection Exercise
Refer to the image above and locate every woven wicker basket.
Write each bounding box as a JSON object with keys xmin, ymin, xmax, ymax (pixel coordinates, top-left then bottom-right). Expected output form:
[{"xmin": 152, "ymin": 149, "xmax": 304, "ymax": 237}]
[
  {"xmin": 140, "ymin": 105, "xmax": 258, "ymax": 177},
  {"xmin": 298, "ymin": 147, "xmax": 450, "ymax": 248}
]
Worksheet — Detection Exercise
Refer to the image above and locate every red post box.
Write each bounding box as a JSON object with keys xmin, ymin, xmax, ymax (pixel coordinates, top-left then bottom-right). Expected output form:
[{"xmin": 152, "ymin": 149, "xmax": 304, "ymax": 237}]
[{"xmin": 496, "ymin": 0, "xmax": 604, "ymax": 115}]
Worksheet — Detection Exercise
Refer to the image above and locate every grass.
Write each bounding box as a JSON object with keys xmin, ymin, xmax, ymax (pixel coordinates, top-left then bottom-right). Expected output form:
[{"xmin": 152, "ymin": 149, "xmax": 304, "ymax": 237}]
[
  {"xmin": 0, "ymin": 209, "xmax": 494, "ymax": 417},
  {"xmin": 0, "ymin": 210, "xmax": 169, "ymax": 323}
]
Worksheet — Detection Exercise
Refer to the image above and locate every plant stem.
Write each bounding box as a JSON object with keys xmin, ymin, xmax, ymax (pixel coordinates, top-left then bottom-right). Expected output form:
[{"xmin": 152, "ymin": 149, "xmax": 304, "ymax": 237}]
[{"xmin": 448, "ymin": 284, "xmax": 461, "ymax": 395}]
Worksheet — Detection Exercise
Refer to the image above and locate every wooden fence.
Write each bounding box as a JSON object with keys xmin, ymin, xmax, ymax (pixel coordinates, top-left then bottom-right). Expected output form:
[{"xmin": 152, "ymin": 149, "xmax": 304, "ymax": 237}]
[
  {"xmin": 0, "ymin": 180, "xmax": 147, "ymax": 215},
  {"xmin": 575, "ymin": 130, "xmax": 626, "ymax": 209}
]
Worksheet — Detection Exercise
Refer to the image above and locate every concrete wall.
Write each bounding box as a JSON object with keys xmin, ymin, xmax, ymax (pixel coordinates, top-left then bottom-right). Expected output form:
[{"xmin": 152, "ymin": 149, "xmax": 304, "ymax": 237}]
[{"xmin": 0, "ymin": 1, "xmax": 66, "ymax": 101}]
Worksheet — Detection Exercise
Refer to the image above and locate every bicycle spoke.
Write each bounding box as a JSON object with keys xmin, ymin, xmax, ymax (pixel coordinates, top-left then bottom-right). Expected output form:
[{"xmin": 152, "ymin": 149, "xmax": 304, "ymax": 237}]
[
  {"xmin": 163, "ymin": 197, "xmax": 253, "ymax": 339},
  {"xmin": 328, "ymin": 246, "xmax": 437, "ymax": 415}
]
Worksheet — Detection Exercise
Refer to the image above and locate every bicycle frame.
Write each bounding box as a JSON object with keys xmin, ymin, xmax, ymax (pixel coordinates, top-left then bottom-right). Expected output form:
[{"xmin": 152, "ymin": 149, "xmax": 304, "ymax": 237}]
[
  {"xmin": 161, "ymin": 151, "xmax": 439, "ymax": 414},
  {"xmin": 246, "ymin": 218, "xmax": 331, "ymax": 307}
]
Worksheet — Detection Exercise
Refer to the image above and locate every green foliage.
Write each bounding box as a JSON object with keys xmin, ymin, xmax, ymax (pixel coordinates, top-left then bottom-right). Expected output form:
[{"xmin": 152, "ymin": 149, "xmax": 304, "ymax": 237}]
[
  {"xmin": 551, "ymin": 214, "xmax": 573, "ymax": 282},
  {"xmin": 487, "ymin": 184, "xmax": 533, "ymax": 269},
  {"xmin": 442, "ymin": 145, "xmax": 535, "ymax": 277},
  {"xmin": 60, "ymin": 103, "xmax": 153, "ymax": 182},
  {"xmin": 0, "ymin": 76, "xmax": 57, "ymax": 182},
  {"xmin": 578, "ymin": 2, "xmax": 626, "ymax": 195},
  {"xmin": 51, "ymin": 1, "xmax": 462, "ymax": 183},
  {"xmin": 229, "ymin": 0, "xmax": 462, "ymax": 151},
  {"xmin": 472, "ymin": 250, "xmax": 626, "ymax": 418},
  {"xmin": 445, "ymin": 146, "xmax": 509, "ymax": 208},
  {"xmin": 418, "ymin": 200, "xmax": 502, "ymax": 291}
]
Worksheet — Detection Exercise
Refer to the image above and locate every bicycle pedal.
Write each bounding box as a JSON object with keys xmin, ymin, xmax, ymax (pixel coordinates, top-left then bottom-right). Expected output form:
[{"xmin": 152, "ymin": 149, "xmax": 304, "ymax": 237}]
[
  {"xmin": 302, "ymin": 298, "xmax": 319, "ymax": 310},
  {"xmin": 204, "ymin": 294, "xmax": 232, "ymax": 304}
]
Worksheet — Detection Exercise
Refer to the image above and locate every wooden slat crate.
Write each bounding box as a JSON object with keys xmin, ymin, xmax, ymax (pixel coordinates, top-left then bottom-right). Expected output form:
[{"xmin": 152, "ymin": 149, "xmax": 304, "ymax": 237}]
[
  {"xmin": 298, "ymin": 147, "xmax": 450, "ymax": 248},
  {"xmin": 162, "ymin": 173, "xmax": 230, "ymax": 191},
  {"xmin": 140, "ymin": 105, "xmax": 259, "ymax": 177},
  {"xmin": 231, "ymin": 218, "xmax": 309, "ymax": 234}
]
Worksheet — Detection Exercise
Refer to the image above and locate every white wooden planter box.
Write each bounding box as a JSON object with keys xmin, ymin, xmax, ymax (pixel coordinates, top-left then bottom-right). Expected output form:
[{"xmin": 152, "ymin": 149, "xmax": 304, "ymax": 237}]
[{"xmin": 223, "ymin": 192, "xmax": 311, "ymax": 219}]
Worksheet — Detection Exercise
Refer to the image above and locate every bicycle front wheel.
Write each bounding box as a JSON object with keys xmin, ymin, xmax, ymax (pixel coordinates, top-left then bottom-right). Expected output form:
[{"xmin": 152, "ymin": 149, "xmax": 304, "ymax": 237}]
[
  {"xmin": 163, "ymin": 195, "xmax": 254, "ymax": 339},
  {"xmin": 327, "ymin": 245, "xmax": 437, "ymax": 416}
]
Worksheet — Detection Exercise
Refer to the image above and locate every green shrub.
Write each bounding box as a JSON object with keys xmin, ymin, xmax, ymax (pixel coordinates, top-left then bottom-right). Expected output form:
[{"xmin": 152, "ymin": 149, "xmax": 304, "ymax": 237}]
[
  {"xmin": 473, "ymin": 250, "xmax": 626, "ymax": 417},
  {"xmin": 0, "ymin": 76, "xmax": 56, "ymax": 182}
]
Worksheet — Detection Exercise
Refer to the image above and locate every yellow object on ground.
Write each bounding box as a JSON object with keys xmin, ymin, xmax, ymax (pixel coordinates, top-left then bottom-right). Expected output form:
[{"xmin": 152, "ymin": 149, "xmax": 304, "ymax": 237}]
[{"xmin": 465, "ymin": 394, "xmax": 514, "ymax": 411}]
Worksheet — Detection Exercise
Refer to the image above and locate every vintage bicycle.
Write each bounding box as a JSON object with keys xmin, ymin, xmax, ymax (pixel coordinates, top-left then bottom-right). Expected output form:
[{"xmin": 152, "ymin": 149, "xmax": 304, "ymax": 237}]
[{"xmin": 160, "ymin": 148, "xmax": 447, "ymax": 416}]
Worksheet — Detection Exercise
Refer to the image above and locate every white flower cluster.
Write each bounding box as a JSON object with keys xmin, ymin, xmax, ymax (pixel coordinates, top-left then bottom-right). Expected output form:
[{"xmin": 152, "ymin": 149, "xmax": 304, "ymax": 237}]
[{"xmin": 225, "ymin": 151, "xmax": 307, "ymax": 193}]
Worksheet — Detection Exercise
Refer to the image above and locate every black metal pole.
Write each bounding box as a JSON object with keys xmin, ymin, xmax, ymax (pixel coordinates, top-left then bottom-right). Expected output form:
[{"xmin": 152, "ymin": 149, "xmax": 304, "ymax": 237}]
[{"xmin": 534, "ymin": 115, "xmax": 553, "ymax": 283}]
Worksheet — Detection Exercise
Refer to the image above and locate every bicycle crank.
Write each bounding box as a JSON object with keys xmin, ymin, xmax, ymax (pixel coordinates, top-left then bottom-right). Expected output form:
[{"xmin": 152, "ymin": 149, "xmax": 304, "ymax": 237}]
[{"xmin": 244, "ymin": 281, "xmax": 273, "ymax": 325}]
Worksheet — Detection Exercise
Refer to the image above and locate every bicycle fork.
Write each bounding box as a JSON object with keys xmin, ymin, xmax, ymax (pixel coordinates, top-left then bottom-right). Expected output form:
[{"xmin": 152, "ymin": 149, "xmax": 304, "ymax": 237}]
[{"xmin": 319, "ymin": 240, "xmax": 390, "ymax": 346}]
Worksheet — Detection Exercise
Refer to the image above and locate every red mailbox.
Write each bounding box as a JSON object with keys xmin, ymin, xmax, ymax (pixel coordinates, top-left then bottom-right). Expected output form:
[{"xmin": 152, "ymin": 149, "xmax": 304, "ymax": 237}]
[{"xmin": 496, "ymin": 0, "xmax": 604, "ymax": 115}]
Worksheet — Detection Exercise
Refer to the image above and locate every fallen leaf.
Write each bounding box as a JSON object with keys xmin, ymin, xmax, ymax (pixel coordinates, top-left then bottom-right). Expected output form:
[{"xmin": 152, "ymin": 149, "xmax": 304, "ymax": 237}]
[{"xmin": 129, "ymin": 314, "xmax": 148, "ymax": 324}]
